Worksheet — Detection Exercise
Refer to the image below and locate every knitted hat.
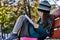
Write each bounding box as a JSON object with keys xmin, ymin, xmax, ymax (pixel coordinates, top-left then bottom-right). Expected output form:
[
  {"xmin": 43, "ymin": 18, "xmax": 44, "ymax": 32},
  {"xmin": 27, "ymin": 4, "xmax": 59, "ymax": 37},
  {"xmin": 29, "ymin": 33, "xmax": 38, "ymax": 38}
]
[{"xmin": 38, "ymin": 1, "xmax": 51, "ymax": 12}]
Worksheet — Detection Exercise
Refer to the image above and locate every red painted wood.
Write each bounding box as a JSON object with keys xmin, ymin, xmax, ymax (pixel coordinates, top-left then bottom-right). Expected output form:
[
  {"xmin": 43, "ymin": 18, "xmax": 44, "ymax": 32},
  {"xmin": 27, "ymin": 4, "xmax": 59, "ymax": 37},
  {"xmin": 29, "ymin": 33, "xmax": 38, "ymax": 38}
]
[
  {"xmin": 52, "ymin": 8, "xmax": 60, "ymax": 18},
  {"xmin": 51, "ymin": 30, "xmax": 60, "ymax": 38},
  {"xmin": 54, "ymin": 18, "xmax": 60, "ymax": 28}
]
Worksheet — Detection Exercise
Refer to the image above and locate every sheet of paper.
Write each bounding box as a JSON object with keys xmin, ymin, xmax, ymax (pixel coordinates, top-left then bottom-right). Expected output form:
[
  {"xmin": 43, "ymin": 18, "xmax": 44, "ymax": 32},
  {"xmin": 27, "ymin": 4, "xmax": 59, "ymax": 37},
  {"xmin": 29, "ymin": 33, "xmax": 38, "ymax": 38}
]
[{"xmin": 25, "ymin": 15, "xmax": 34, "ymax": 25}]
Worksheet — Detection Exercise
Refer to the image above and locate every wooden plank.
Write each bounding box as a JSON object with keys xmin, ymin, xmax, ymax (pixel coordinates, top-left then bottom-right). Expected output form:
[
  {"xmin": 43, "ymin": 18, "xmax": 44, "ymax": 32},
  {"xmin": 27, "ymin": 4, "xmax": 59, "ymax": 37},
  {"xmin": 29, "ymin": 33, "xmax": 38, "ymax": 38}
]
[{"xmin": 51, "ymin": 30, "xmax": 60, "ymax": 38}]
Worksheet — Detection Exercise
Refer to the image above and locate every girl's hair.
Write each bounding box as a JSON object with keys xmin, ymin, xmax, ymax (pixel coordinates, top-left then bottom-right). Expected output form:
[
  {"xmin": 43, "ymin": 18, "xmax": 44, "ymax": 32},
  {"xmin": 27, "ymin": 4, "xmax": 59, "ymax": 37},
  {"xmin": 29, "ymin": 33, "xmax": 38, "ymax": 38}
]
[{"xmin": 41, "ymin": 10, "xmax": 50, "ymax": 27}]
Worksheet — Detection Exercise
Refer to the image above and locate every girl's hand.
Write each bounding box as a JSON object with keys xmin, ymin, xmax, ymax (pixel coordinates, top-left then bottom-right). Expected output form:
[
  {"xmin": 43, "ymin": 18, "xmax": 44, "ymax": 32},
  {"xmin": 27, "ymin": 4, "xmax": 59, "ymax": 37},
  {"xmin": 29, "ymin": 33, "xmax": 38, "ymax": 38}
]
[{"xmin": 33, "ymin": 23, "xmax": 39, "ymax": 28}]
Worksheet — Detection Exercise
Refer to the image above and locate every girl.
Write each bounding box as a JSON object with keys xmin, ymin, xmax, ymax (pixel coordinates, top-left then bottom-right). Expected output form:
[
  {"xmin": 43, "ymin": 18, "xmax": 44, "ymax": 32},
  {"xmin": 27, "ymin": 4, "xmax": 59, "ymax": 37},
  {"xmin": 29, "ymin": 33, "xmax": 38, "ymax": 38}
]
[{"xmin": 6, "ymin": 1, "xmax": 53, "ymax": 40}]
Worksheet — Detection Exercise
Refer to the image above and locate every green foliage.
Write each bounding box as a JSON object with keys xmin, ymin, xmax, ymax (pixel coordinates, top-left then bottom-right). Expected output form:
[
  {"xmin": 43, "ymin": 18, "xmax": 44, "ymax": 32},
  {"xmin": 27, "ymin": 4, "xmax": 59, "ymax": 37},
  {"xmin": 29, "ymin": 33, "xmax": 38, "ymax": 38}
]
[
  {"xmin": 0, "ymin": 0, "xmax": 39, "ymax": 33},
  {"xmin": 0, "ymin": 6, "xmax": 21, "ymax": 33}
]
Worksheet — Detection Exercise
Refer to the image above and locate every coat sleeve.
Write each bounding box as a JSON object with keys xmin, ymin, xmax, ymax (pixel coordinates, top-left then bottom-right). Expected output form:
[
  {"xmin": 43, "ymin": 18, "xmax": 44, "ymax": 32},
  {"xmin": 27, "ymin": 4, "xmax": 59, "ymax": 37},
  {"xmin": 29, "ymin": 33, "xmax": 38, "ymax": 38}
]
[
  {"xmin": 35, "ymin": 25, "xmax": 48, "ymax": 37},
  {"xmin": 35, "ymin": 19, "xmax": 52, "ymax": 37}
]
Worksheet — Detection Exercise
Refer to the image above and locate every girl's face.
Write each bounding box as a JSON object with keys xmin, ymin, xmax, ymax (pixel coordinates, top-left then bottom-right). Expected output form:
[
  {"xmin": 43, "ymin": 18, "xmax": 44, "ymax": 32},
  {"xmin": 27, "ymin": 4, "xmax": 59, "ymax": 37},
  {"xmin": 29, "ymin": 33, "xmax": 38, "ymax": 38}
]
[{"xmin": 38, "ymin": 11, "xmax": 43, "ymax": 18}]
